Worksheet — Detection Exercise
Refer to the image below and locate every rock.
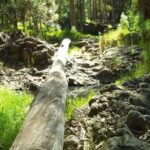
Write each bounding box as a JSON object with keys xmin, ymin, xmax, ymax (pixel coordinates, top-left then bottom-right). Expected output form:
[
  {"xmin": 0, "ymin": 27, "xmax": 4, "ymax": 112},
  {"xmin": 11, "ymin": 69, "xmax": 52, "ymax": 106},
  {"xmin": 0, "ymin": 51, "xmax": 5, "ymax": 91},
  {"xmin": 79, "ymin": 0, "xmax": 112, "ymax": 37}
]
[
  {"xmin": 75, "ymin": 40, "xmax": 89, "ymax": 47},
  {"xmin": 98, "ymin": 68, "xmax": 115, "ymax": 84},
  {"xmin": 36, "ymin": 44, "xmax": 46, "ymax": 51},
  {"xmin": 101, "ymin": 126, "xmax": 149, "ymax": 150},
  {"xmin": 143, "ymin": 74, "xmax": 150, "ymax": 83},
  {"xmin": 0, "ymin": 32, "xmax": 53, "ymax": 68},
  {"xmin": 24, "ymin": 37, "xmax": 43, "ymax": 45},
  {"xmin": 115, "ymin": 91, "xmax": 130, "ymax": 101},
  {"xmin": 64, "ymin": 135, "xmax": 80, "ymax": 150},
  {"xmin": 28, "ymin": 81, "xmax": 41, "ymax": 96},
  {"xmin": 10, "ymin": 43, "xmax": 20, "ymax": 54},
  {"xmin": 81, "ymin": 62, "xmax": 91, "ymax": 68},
  {"xmin": 101, "ymin": 136, "xmax": 122, "ymax": 150},
  {"xmin": 0, "ymin": 32, "xmax": 9, "ymax": 45},
  {"xmin": 126, "ymin": 110, "xmax": 146, "ymax": 132},
  {"xmin": 89, "ymin": 101, "xmax": 108, "ymax": 116},
  {"xmin": 139, "ymin": 82, "xmax": 149, "ymax": 88},
  {"xmin": 24, "ymin": 41, "xmax": 37, "ymax": 49},
  {"xmin": 22, "ymin": 49, "xmax": 32, "ymax": 62},
  {"xmin": 129, "ymin": 95, "xmax": 147, "ymax": 108},
  {"xmin": 100, "ymin": 84, "xmax": 120, "ymax": 93},
  {"xmin": 0, "ymin": 33, "xmax": 5, "ymax": 45},
  {"xmin": 135, "ymin": 106, "xmax": 150, "ymax": 115}
]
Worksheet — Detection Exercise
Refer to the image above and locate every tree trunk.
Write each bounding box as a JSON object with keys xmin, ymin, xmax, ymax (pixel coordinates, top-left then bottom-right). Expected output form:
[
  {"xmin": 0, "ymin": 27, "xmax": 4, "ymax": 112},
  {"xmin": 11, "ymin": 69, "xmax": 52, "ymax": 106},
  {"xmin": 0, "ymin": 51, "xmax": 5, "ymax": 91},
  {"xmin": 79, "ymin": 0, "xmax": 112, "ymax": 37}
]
[
  {"xmin": 10, "ymin": 39, "xmax": 71, "ymax": 150},
  {"xmin": 104, "ymin": 0, "xmax": 107, "ymax": 22},
  {"xmin": 111, "ymin": 0, "xmax": 115, "ymax": 24},
  {"xmin": 70, "ymin": 0, "xmax": 76, "ymax": 27}
]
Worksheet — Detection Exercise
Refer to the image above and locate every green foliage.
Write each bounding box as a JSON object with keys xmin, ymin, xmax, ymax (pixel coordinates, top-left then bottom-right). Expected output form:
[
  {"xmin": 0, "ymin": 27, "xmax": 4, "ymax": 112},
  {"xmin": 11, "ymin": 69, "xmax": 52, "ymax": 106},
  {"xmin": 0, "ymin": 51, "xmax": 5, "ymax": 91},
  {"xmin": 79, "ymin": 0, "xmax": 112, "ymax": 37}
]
[
  {"xmin": 65, "ymin": 90, "xmax": 95, "ymax": 121},
  {"xmin": 100, "ymin": 27, "xmax": 129, "ymax": 48},
  {"xmin": 116, "ymin": 41, "xmax": 150, "ymax": 85},
  {"xmin": 120, "ymin": 0, "xmax": 140, "ymax": 32},
  {"xmin": 0, "ymin": 0, "xmax": 58, "ymax": 34},
  {"xmin": 0, "ymin": 87, "xmax": 32, "ymax": 150},
  {"xmin": 44, "ymin": 27, "xmax": 91, "ymax": 42},
  {"xmin": 68, "ymin": 46, "xmax": 80, "ymax": 56},
  {"xmin": 119, "ymin": 12, "xmax": 130, "ymax": 29}
]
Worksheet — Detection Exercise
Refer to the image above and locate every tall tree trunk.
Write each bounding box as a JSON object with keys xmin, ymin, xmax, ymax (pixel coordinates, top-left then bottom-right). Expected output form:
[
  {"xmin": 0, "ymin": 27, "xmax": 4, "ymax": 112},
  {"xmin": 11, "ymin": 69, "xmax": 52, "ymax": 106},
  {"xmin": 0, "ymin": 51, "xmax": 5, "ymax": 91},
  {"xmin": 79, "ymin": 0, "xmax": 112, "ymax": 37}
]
[
  {"xmin": 111, "ymin": 0, "xmax": 115, "ymax": 24},
  {"xmin": 78, "ymin": 0, "xmax": 84, "ymax": 31},
  {"xmin": 104, "ymin": 0, "xmax": 107, "ymax": 22},
  {"xmin": 70, "ymin": 0, "xmax": 76, "ymax": 27},
  {"xmin": 10, "ymin": 39, "xmax": 71, "ymax": 150},
  {"xmin": 32, "ymin": 16, "xmax": 39, "ymax": 35},
  {"xmin": 13, "ymin": 10, "xmax": 18, "ymax": 30}
]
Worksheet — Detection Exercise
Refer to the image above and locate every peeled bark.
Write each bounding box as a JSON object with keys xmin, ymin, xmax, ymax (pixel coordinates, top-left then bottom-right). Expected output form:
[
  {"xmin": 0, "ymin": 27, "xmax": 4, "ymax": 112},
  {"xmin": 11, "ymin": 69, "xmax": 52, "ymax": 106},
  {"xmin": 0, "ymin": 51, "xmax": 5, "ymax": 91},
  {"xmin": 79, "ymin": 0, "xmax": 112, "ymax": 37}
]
[{"xmin": 10, "ymin": 39, "xmax": 71, "ymax": 150}]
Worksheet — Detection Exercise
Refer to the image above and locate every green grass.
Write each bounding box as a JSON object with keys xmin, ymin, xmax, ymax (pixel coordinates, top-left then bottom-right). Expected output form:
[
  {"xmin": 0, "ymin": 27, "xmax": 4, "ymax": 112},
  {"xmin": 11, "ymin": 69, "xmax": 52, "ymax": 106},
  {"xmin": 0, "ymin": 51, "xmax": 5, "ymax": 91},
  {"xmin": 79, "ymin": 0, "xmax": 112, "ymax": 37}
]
[
  {"xmin": 68, "ymin": 46, "xmax": 80, "ymax": 56},
  {"xmin": 65, "ymin": 90, "xmax": 95, "ymax": 120},
  {"xmin": 116, "ymin": 41, "xmax": 150, "ymax": 85},
  {"xmin": 17, "ymin": 22, "xmax": 93, "ymax": 42},
  {"xmin": 0, "ymin": 87, "xmax": 32, "ymax": 150},
  {"xmin": 44, "ymin": 27, "xmax": 92, "ymax": 42},
  {"xmin": 100, "ymin": 27, "xmax": 129, "ymax": 49}
]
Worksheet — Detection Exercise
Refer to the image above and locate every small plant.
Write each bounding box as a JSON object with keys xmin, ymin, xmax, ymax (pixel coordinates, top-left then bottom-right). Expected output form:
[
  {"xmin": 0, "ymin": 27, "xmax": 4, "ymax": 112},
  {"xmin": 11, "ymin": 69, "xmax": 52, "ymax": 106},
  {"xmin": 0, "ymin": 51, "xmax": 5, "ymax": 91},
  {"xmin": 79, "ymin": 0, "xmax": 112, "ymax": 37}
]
[
  {"xmin": 0, "ymin": 87, "xmax": 32, "ymax": 150},
  {"xmin": 65, "ymin": 90, "xmax": 95, "ymax": 120}
]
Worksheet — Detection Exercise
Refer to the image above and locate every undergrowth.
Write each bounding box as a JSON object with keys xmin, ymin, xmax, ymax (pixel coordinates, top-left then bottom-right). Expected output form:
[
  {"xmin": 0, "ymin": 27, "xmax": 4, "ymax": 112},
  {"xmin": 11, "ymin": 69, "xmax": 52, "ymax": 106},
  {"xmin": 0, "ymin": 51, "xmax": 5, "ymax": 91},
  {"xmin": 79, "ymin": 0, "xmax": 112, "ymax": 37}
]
[
  {"xmin": 65, "ymin": 90, "xmax": 95, "ymax": 121},
  {"xmin": 43, "ymin": 27, "xmax": 92, "ymax": 42},
  {"xmin": 0, "ymin": 87, "xmax": 32, "ymax": 150},
  {"xmin": 100, "ymin": 27, "xmax": 129, "ymax": 49},
  {"xmin": 116, "ymin": 40, "xmax": 150, "ymax": 85}
]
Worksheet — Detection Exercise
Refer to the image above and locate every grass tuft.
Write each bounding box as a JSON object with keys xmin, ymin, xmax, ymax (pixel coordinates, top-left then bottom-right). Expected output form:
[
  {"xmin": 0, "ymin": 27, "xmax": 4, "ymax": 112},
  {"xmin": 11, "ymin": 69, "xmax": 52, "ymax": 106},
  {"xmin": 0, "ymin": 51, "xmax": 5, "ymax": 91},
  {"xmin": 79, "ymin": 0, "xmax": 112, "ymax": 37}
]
[
  {"xmin": 0, "ymin": 87, "xmax": 32, "ymax": 150},
  {"xmin": 65, "ymin": 90, "xmax": 95, "ymax": 121}
]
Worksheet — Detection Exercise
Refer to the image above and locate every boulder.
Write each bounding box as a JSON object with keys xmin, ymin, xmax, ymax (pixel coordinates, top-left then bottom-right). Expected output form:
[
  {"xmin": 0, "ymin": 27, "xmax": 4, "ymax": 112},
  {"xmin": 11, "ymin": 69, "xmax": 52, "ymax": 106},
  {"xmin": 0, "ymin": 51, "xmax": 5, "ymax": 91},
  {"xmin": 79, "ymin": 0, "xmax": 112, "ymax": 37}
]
[
  {"xmin": 64, "ymin": 135, "xmax": 80, "ymax": 150},
  {"xmin": 98, "ymin": 68, "xmax": 115, "ymax": 84},
  {"xmin": 0, "ymin": 33, "xmax": 5, "ymax": 45},
  {"xmin": 126, "ymin": 110, "xmax": 146, "ymax": 132},
  {"xmin": 0, "ymin": 32, "xmax": 9, "ymax": 45},
  {"xmin": 101, "ymin": 126, "xmax": 149, "ymax": 150},
  {"xmin": 75, "ymin": 40, "xmax": 89, "ymax": 47}
]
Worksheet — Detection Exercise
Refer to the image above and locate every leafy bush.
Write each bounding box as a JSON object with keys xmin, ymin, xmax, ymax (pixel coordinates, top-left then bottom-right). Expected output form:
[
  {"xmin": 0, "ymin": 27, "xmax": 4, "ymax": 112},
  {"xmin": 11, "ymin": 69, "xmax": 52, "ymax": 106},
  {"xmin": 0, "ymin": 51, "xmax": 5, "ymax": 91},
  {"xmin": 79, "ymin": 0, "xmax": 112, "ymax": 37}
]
[{"xmin": 0, "ymin": 87, "xmax": 32, "ymax": 150}]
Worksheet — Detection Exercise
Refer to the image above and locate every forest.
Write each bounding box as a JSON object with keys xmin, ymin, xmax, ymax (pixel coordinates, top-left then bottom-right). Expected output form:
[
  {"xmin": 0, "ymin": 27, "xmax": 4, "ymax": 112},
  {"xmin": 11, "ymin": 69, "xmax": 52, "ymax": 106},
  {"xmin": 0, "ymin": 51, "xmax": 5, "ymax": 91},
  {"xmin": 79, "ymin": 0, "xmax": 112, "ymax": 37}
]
[{"xmin": 0, "ymin": 0, "xmax": 150, "ymax": 150}]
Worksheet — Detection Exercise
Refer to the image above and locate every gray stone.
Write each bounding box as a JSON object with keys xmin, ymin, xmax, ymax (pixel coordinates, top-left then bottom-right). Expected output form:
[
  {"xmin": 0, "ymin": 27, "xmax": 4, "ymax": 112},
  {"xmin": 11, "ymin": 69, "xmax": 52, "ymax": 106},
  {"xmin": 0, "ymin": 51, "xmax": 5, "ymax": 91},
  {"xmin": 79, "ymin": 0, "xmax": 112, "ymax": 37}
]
[
  {"xmin": 98, "ymin": 68, "xmax": 115, "ymax": 84},
  {"xmin": 101, "ymin": 126, "xmax": 149, "ymax": 150},
  {"xmin": 64, "ymin": 135, "xmax": 80, "ymax": 150},
  {"xmin": 126, "ymin": 110, "xmax": 146, "ymax": 132}
]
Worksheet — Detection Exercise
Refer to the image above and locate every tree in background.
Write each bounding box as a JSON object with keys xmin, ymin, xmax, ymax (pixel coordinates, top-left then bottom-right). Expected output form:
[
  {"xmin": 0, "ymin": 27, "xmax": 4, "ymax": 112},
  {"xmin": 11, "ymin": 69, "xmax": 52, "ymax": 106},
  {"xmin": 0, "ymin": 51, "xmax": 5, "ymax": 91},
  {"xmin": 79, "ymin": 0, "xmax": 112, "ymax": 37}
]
[
  {"xmin": 0, "ymin": 0, "xmax": 127, "ymax": 34},
  {"xmin": 0, "ymin": 0, "xmax": 58, "ymax": 35}
]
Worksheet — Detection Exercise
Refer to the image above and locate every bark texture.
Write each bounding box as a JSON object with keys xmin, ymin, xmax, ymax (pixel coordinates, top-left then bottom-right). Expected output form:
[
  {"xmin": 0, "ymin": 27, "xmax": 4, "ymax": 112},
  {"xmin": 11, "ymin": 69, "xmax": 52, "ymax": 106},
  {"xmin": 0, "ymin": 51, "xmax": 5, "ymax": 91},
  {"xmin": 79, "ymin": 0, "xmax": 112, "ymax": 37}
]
[{"xmin": 10, "ymin": 39, "xmax": 71, "ymax": 150}]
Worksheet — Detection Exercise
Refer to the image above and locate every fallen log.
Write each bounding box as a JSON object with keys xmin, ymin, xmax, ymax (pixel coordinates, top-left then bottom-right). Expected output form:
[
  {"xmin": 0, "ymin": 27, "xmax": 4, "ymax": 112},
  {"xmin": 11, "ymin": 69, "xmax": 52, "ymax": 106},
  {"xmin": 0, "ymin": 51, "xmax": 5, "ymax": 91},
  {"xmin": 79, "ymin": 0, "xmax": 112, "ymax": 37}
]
[{"xmin": 10, "ymin": 38, "xmax": 71, "ymax": 150}]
